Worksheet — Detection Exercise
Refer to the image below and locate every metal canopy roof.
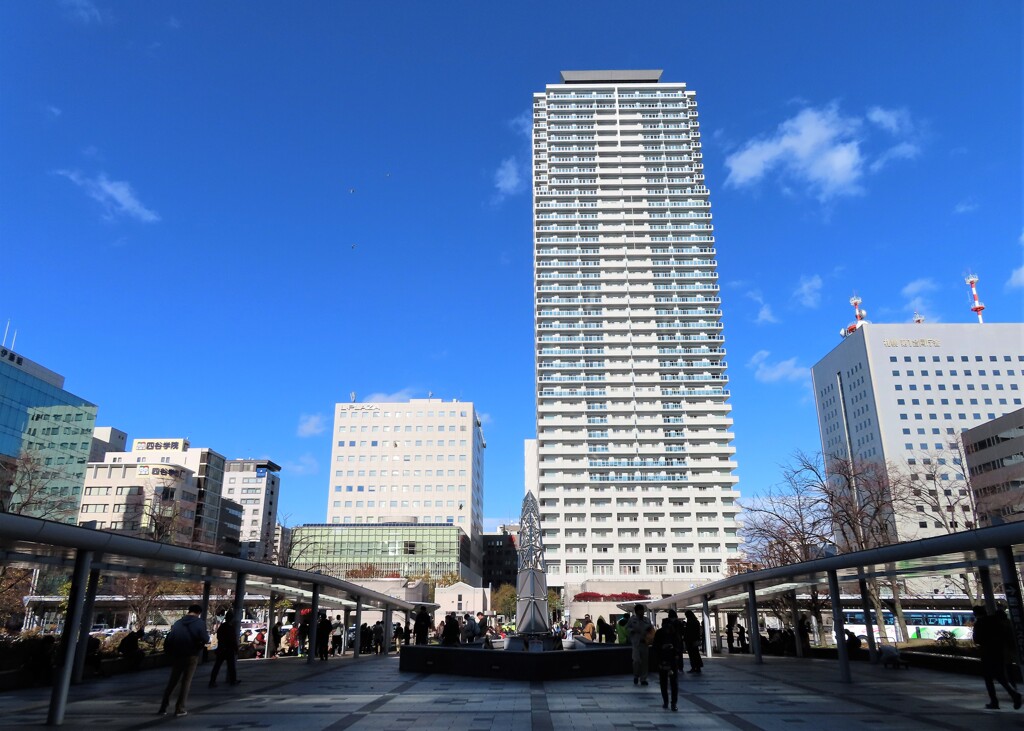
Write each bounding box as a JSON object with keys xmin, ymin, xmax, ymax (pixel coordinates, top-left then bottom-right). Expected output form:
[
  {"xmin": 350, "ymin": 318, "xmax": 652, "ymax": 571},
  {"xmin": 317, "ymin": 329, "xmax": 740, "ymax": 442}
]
[
  {"xmin": 0, "ymin": 512, "xmax": 416, "ymax": 612},
  {"xmin": 648, "ymin": 521, "xmax": 1024, "ymax": 611}
]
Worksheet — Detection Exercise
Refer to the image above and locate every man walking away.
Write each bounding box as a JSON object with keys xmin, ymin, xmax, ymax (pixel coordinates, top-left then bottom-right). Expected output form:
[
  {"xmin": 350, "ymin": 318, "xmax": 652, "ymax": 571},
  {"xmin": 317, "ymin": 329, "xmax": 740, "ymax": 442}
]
[
  {"xmin": 317, "ymin": 612, "xmax": 332, "ymax": 660},
  {"xmin": 683, "ymin": 610, "xmax": 704, "ymax": 674},
  {"xmin": 973, "ymin": 605, "xmax": 1023, "ymax": 710},
  {"xmin": 209, "ymin": 611, "xmax": 239, "ymax": 688},
  {"xmin": 626, "ymin": 604, "xmax": 654, "ymax": 686},
  {"xmin": 653, "ymin": 616, "xmax": 681, "ymax": 710},
  {"xmin": 160, "ymin": 605, "xmax": 210, "ymax": 717}
]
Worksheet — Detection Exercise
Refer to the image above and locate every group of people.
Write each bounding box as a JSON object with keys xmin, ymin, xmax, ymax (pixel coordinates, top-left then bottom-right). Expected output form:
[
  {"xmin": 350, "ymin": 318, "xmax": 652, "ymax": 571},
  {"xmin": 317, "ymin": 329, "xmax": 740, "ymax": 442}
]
[
  {"xmin": 620, "ymin": 604, "xmax": 705, "ymax": 711},
  {"xmin": 435, "ymin": 610, "xmax": 495, "ymax": 646}
]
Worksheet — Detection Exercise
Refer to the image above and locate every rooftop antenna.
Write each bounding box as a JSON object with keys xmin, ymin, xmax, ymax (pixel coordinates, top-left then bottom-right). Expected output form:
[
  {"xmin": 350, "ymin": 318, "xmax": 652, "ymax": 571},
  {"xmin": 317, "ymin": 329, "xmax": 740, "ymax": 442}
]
[
  {"xmin": 2, "ymin": 319, "xmax": 8, "ymax": 348},
  {"xmin": 10, "ymin": 330, "xmax": 16, "ymax": 351},
  {"xmin": 913, "ymin": 311, "xmax": 925, "ymax": 324},
  {"xmin": 350, "ymin": 391, "xmax": 356, "ymax": 403},
  {"xmin": 840, "ymin": 294, "xmax": 868, "ymax": 338},
  {"xmin": 965, "ymin": 273, "xmax": 985, "ymax": 323}
]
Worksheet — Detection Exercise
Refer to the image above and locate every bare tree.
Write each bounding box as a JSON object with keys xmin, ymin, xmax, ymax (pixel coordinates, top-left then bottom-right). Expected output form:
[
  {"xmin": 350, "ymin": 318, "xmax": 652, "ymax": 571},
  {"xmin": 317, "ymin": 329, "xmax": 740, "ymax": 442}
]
[
  {"xmin": 738, "ymin": 469, "xmax": 834, "ymax": 630},
  {"xmin": 0, "ymin": 451, "xmax": 78, "ymax": 522}
]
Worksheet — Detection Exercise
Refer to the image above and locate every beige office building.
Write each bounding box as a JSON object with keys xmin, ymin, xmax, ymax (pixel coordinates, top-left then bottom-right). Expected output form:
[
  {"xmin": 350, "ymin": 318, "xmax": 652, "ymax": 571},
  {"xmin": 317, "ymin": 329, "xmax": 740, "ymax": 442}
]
[
  {"xmin": 80, "ymin": 438, "xmax": 226, "ymax": 550},
  {"xmin": 326, "ymin": 397, "xmax": 486, "ymax": 573}
]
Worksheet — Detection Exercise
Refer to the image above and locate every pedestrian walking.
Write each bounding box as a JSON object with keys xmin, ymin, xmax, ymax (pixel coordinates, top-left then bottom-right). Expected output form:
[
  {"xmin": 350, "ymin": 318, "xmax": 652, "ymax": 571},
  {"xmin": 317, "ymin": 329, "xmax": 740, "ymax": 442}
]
[
  {"xmin": 972, "ymin": 605, "xmax": 1023, "ymax": 710},
  {"xmin": 653, "ymin": 616, "xmax": 681, "ymax": 711},
  {"xmin": 159, "ymin": 604, "xmax": 210, "ymax": 717},
  {"xmin": 626, "ymin": 604, "xmax": 654, "ymax": 686},
  {"xmin": 209, "ymin": 611, "xmax": 239, "ymax": 688},
  {"xmin": 270, "ymin": 620, "xmax": 283, "ymax": 658}
]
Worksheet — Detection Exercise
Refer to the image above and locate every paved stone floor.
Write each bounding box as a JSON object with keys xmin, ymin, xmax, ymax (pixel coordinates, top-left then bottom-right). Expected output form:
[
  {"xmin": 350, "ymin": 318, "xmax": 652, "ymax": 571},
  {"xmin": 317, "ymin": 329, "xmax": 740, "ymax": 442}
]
[{"xmin": 2, "ymin": 651, "xmax": 1023, "ymax": 730}]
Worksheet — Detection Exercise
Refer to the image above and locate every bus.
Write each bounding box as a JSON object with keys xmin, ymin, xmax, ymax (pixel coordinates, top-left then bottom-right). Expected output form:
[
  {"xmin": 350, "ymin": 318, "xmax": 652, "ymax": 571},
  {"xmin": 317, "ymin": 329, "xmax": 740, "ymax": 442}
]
[{"xmin": 842, "ymin": 608, "xmax": 975, "ymax": 642}]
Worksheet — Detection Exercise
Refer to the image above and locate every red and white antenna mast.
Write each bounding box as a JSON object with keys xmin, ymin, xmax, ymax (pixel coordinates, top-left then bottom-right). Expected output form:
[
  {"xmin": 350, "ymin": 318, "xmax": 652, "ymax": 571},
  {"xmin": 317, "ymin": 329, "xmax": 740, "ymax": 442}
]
[
  {"xmin": 840, "ymin": 294, "xmax": 868, "ymax": 338},
  {"xmin": 965, "ymin": 273, "xmax": 985, "ymax": 323},
  {"xmin": 913, "ymin": 311, "xmax": 924, "ymax": 324}
]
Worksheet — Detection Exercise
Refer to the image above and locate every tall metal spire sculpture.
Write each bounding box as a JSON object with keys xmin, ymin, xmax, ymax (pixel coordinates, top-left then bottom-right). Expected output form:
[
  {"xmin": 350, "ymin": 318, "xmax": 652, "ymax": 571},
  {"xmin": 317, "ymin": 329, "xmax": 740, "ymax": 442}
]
[{"xmin": 515, "ymin": 492, "xmax": 550, "ymax": 635}]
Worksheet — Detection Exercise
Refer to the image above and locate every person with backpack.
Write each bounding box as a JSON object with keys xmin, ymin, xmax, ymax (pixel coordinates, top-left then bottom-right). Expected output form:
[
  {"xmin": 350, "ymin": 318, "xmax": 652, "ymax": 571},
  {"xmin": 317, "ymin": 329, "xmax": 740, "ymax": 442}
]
[{"xmin": 160, "ymin": 605, "xmax": 210, "ymax": 717}]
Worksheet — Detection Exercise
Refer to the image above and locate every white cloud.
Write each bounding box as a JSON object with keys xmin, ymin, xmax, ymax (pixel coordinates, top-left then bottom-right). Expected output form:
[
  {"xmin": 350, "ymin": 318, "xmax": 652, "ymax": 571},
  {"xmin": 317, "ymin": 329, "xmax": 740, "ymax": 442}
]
[
  {"xmin": 866, "ymin": 106, "xmax": 913, "ymax": 136},
  {"xmin": 901, "ymin": 278, "xmax": 936, "ymax": 299},
  {"xmin": 869, "ymin": 142, "xmax": 920, "ymax": 173},
  {"xmin": 478, "ymin": 412, "xmax": 493, "ymax": 425},
  {"xmin": 726, "ymin": 103, "xmax": 920, "ymax": 202},
  {"xmin": 167, "ymin": 16, "xmax": 181, "ymax": 30},
  {"xmin": 296, "ymin": 413, "xmax": 326, "ymax": 437},
  {"xmin": 55, "ymin": 169, "xmax": 160, "ymax": 222},
  {"xmin": 901, "ymin": 278, "xmax": 939, "ymax": 321},
  {"xmin": 364, "ymin": 387, "xmax": 419, "ymax": 403},
  {"xmin": 61, "ymin": 0, "xmax": 104, "ymax": 24},
  {"xmin": 508, "ymin": 110, "xmax": 532, "ymax": 138},
  {"xmin": 493, "ymin": 156, "xmax": 524, "ymax": 197},
  {"xmin": 46, "ymin": 105, "xmax": 62, "ymax": 118},
  {"xmin": 748, "ymin": 350, "xmax": 808, "ymax": 384},
  {"xmin": 953, "ymin": 198, "xmax": 979, "ymax": 214},
  {"xmin": 794, "ymin": 274, "xmax": 823, "ymax": 308},
  {"xmin": 282, "ymin": 453, "xmax": 318, "ymax": 476},
  {"xmin": 755, "ymin": 304, "xmax": 778, "ymax": 324},
  {"xmin": 746, "ymin": 290, "xmax": 778, "ymax": 324},
  {"xmin": 1007, "ymin": 267, "xmax": 1024, "ymax": 289}
]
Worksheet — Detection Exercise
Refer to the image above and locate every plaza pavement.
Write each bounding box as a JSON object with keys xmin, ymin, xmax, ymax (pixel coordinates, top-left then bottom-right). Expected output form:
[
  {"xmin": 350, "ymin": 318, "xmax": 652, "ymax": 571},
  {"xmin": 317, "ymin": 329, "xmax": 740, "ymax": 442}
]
[{"xmin": 1, "ymin": 650, "xmax": 1023, "ymax": 731}]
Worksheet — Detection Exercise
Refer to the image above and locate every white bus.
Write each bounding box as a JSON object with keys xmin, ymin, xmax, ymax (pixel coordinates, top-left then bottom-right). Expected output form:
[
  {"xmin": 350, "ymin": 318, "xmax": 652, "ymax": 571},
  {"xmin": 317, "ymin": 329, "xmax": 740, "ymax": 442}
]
[{"xmin": 842, "ymin": 608, "xmax": 974, "ymax": 642}]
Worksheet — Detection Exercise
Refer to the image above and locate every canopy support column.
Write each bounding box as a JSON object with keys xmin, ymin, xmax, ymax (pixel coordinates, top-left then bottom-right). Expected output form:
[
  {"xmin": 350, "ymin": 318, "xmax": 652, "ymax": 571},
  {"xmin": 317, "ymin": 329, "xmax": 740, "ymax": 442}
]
[
  {"xmin": 828, "ymin": 569, "xmax": 851, "ymax": 683},
  {"xmin": 308, "ymin": 583, "xmax": 320, "ymax": 665},
  {"xmin": 71, "ymin": 566, "xmax": 101, "ymax": 684},
  {"xmin": 47, "ymin": 549, "xmax": 92, "ymax": 726},
  {"xmin": 352, "ymin": 599, "xmax": 362, "ymax": 659},
  {"xmin": 857, "ymin": 576, "xmax": 877, "ymax": 661},
  {"xmin": 977, "ymin": 550, "xmax": 997, "ymax": 613},
  {"xmin": 996, "ymin": 545, "xmax": 1024, "ymax": 663},
  {"xmin": 701, "ymin": 596, "xmax": 712, "ymax": 656},
  {"xmin": 790, "ymin": 591, "xmax": 804, "ymax": 659},
  {"xmin": 746, "ymin": 583, "xmax": 762, "ymax": 664},
  {"xmin": 383, "ymin": 605, "xmax": 393, "ymax": 654}
]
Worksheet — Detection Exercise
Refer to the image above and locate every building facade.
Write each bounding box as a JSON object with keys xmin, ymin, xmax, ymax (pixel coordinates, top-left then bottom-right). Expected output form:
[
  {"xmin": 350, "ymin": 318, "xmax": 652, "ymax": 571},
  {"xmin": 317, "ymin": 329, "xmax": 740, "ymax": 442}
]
[
  {"xmin": 963, "ymin": 407, "xmax": 1024, "ymax": 527},
  {"xmin": 80, "ymin": 438, "xmax": 227, "ymax": 551},
  {"xmin": 326, "ymin": 397, "xmax": 485, "ymax": 574},
  {"xmin": 811, "ymin": 322, "xmax": 1024, "ymax": 544},
  {"xmin": 481, "ymin": 527, "xmax": 518, "ymax": 590},
  {"xmin": 88, "ymin": 427, "xmax": 127, "ymax": 463},
  {"xmin": 0, "ymin": 346, "xmax": 97, "ymax": 523},
  {"xmin": 224, "ymin": 459, "xmax": 281, "ymax": 561},
  {"xmin": 530, "ymin": 70, "xmax": 740, "ymax": 589},
  {"xmin": 289, "ymin": 523, "xmax": 477, "ymax": 584}
]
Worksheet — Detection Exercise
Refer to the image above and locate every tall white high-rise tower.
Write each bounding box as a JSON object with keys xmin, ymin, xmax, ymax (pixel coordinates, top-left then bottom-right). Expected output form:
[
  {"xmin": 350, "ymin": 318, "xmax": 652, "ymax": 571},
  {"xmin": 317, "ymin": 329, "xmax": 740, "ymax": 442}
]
[{"xmin": 530, "ymin": 71, "xmax": 740, "ymax": 592}]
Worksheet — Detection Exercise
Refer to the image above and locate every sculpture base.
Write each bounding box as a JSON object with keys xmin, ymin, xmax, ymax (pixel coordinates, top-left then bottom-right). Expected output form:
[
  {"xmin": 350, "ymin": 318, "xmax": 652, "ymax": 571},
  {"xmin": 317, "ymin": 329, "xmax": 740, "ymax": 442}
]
[{"xmin": 398, "ymin": 642, "xmax": 631, "ymax": 680}]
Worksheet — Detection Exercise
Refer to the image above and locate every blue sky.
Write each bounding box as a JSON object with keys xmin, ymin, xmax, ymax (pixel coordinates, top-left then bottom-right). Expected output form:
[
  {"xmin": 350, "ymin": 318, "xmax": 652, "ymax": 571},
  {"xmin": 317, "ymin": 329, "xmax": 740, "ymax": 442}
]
[{"xmin": 2, "ymin": 1, "xmax": 1021, "ymax": 530}]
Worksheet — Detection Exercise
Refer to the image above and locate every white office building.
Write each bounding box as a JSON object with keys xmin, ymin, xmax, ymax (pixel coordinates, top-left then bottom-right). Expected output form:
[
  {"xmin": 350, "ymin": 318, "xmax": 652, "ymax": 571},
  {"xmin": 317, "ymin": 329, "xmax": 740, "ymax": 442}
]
[
  {"xmin": 224, "ymin": 459, "xmax": 281, "ymax": 561},
  {"xmin": 530, "ymin": 71, "xmax": 740, "ymax": 590},
  {"xmin": 811, "ymin": 321, "xmax": 1024, "ymax": 544},
  {"xmin": 326, "ymin": 397, "xmax": 486, "ymax": 574}
]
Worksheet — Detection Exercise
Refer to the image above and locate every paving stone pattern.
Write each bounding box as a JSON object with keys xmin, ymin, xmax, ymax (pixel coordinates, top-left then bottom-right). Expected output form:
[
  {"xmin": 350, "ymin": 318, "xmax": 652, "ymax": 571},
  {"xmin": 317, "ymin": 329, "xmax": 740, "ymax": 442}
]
[{"xmin": 0, "ymin": 652, "xmax": 1022, "ymax": 730}]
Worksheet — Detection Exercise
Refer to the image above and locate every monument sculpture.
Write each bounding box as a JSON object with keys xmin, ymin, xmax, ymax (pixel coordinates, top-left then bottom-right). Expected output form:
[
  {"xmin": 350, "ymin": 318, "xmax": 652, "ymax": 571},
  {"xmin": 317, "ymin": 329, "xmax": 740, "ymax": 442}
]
[{"xmin": 515, "ymin": 492, "xmax": 549, "ymax": 635}]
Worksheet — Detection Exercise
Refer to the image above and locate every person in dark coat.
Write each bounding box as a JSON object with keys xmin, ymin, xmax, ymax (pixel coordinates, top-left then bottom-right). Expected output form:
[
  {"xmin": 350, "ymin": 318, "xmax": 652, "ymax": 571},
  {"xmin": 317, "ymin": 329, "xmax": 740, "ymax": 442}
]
[
  {"xmin": 209, "ymin": 611, "xmax": 239, "ymax": 688},
  {"xmin": 683, "ymin": 610, "xmax": 704, "ymax": 673},
  {"xmin": 441, "ymin": 614, "xmax": 461, "ymax": 646},
  {"xmin": 118, "ymin": 626, "xmax": 146, "ymax": 671},
  {"xmin": 317, "ymin": 613, "xmax": 332, "ymax": 660},
  {"xmin": 160, "ymin": 605, "xmax": 210, "ymax": 716},
  {"xmin": 653, "ymin": 617, "xmax": 682, "ymax": 711},
  {"xmin": 414, "ymin": 607, "xmax": 430, "ymax": 645},
  {"xmin": 972, "ymin": 606, "xmax": 1023, "ymax": 710}
]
